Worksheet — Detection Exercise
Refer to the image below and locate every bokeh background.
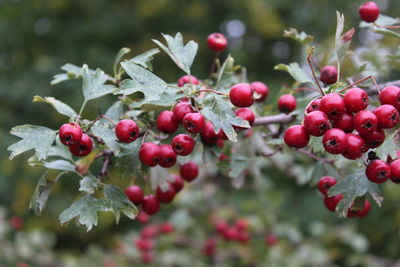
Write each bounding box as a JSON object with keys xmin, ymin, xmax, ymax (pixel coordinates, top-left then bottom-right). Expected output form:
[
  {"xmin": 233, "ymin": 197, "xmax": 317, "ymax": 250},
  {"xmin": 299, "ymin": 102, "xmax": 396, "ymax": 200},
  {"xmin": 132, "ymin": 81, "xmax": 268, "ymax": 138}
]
[{"xmin": 1, "ymin": 0, "xmax": 400, "ymax": 266}]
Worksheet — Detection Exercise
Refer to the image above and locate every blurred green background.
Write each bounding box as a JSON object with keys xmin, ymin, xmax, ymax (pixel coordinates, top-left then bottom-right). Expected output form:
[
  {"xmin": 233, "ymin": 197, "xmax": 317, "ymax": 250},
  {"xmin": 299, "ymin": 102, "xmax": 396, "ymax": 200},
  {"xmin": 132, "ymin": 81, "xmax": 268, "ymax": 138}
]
[{"xmin": 1, "ymin": 0, "xmax": 400, "ymax": 266}]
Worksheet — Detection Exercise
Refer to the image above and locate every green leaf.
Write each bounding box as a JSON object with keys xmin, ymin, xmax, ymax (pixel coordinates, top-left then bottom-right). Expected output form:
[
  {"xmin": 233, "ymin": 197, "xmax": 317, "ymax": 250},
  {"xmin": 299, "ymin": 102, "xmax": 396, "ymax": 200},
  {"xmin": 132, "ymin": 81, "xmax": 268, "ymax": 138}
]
[
  {"xmin": 104, "ymin": 184, "xmax": 138, "ymax": 223},
  {"xmin": 201, "ymin": 94, "xmax": 249, "ymax": 143},
  {"xmin": 368, "ymin": 182, "xmax": 383, "ymax": 207},
  {"xmin": 91, "ymin": 123, "xmax": 120, "ymax": 155},
  {"xmin": 328, "ymin": 169, "xmax": 369, "ymax": 197},
  {"xmin": 373, "ymin": 28, "xmax": 400, "ymax": 39},
  {"xmin": 51, "ymin": 63, "xmax": 84, "ymax": 85},
  {"xmin": 360, "ymin": 14, "xmax": 400, "ymax": 27},
  {"xmin": 115, "ymin": 138, "xmax": 143, "ymax": 178},
  {"xmin": 228, "ymin": 155, "xmax": 249, "ymax": 179},
  {"xmin": 130, "ymin": 90, "xmax": 184, "ymax": 111},
  {"xmin": 375, "ymin": 131, "xmax": 398, "ymax": 160},
  {"xmin": 310, "ymin": 162, "xmax": 340, "ymax": 185},
  {"xmin": 335, "ymin": 12, "xmax": 355, "ymax": 81},
  {"xmin": 153, "ymin": 32, "xmax": 198, "ymax": 74},
  {"xmin": 8, "ymin": 125, "xmax": 57, "ymax": 160},
  {"xmin": 216, "ymin": 55, "xmax": 238, "ymax": 90},
  {"xmin": 114, "ymin": 47, "xmax": 131, "ymax": 77},
  {"xmin": 59, "ymin": 195, "xmax": 113, "ymax": 231},
  {"xmin": 283, "ymin": 28, "xmax": 314, "ymax": 45},
  {"xmin": 127, "ymin": 48, "xmax": 160, "ymax": 71},
  {"xmin": 48, "ymin": 145, "xmax": 73, "ymax": 161},
  {"xmin": 79, "ymin": 174, "xmax": 99, "ymax": 194},
  {"xmin": 42, "ymin": 160, "xmax": 76, "ymax": 172},
  {"xmin": 33, "ymin": 96, "xmax": 77, "ymax": 118},
  {"xmin": 105, "ymin": 101, "xmax": 124, "ymax": 122},
  {"xmin": 116, "ymin": 61, "xmax": 168, "ymax": 101},
  {"xmin": 308, "ymin": 136, "xmax": 325, "ymax": 155},
  {"xmin": 150, "ymin": 166, "xmax": 170, "ymax": 191},
  {"xmin": 274, "ymin": 63, "xmax": 312, "ymax": 83},
  {"xmin": 82, "ymin": 64, "xmax": 116, "ymax": 101}
]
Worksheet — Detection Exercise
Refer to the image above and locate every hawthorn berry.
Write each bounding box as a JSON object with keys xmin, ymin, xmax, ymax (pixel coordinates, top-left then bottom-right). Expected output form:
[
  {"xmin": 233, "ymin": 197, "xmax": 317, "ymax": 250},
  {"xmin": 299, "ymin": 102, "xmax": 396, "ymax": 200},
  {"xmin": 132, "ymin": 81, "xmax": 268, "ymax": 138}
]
[
  {"xmin": 319, "ymin": 93, "xmax": 345, "ymax": 119},
  {"xmin": 283, "ymin": 125, "xmax": 310, "ymax": 148},
  {"xmin": 124, "ymin": 185, "xmax": 144, "ymax": 205},
  {"xmin": 158, "ymin": 144, "xmax": 177, "ymax": 168},
  {"xmin": 115, "ymin": 119, "xmax": 139, "ymax": 143},
  {"xmin": 215, "ymin": 220, "xmax": 229, "ymax": 234},
  {"xmin": 324, "ymin": 194, "xmax": 343, "ymax": 212},
  {"xmin": 343, "ymin": 87, "xmax": 368, "ymax": 113},
  {"xmin": 362, "ymin": 128, "xmax": 385, "ymax": 149},
  {"xmin": 141, "ymin": 251, "xmax": 155, "ymax": 264},
  {"xmin": 156, "ymin": 183, "xmax": 176, "ymax": 203},
  {"xmin": 251, "ymin": 81, "xmax": 269, "ymax": 102},
  {"xmin": 229, "ymin": 83, "xmax": 254, "ymax": 108},
  {"xmin": 203, "ymin": 237, "xmax": 217, "ymax": 256},
  {"xmin": 139, "ymin": 142, "xmax": 160, "ymax": 167},
  {"xmin": 235, "ymin": 108, "xmax": 255, "ymax": 129},
  {"xmin": 389, "ymin": 159, "xmax": 400, "ymax": 184},
  {"xmin": 183, "ymin": 113, "xmax": 205, "ymax": 133},
  {"xmin": 357, "ymin": 200, "xmax": 371, "ymax": 217},
  {"xmin": 320, "ymin": 65, "xmax": 338, "ymax": 85},
  {"xmin": 218, "ymin": 129, "xmax": 228, "ymax": 141},
  {"xmin": 354, "ymin": 110, "xmax": 378, "ymax": 135},
  {"xmin": 207, "ymin": 33, "xmax": 227, "ymax": 52},
  {"xmin": 137, "ymin": 211, "xmax": 150, "ymax": 224},
  {"xmin": 69, "ymin": 134, "xmax": 93, "ymax": 157},
  {"xmin": 135, "ymin": 238, "xmax": 154, "ymax": 252},
  {"xmin": 171, "ymin": 134, "xmax": 195, "ymax": 156},
  {"xmin": 317, "ymin": 176, "xmax": 337, "ymax": 195},
  {"xmin": 156, "ymin": 111, "xmax": 179, "ymax": 133},
  {"xmin": 265, "ymin": 234, "xmax": 278, "ymax": 246},
  {"xmin": 235, "ymin": 219, "xmax": 249, "ymax": 232},
  {"xmin": 141, "ymin": 225, "xmax": 159, "ymax": 238},
  {"xmin": 277, "ymin": 94, "xmax": 296, "ymax": 114},
  {"xmin": 306, "ymin": 98, "xmax": 321, "ymax": 113},
  {"xmin": 374, "ymin": 104, "xmax": 399, "ymax": 129},
  {"xmin": 59, "ymin": 122, "xmax": 83, "ymax": 146},
  {"xmin": 359, "ymin": 1, "xmax": 380, "ymax": 23},
  {"xmin": 173, "ymin": 102, "xmax": 194, "ymax": 123},
  {"xmin": 201, "ymin": 121, "xmax": 219, "ymax": 145},
  {"xmin": 180, "ymin": 161, "xmax": 199, "ymax": 182},
  {"xmin": 366, "ymin": 160, "xmax": 391, "ymax": 184},
  {"xmin": 142, "ymin": 195, "xmax": 160, "ymax": 215},
  {"xmin": 170, "ymin": 174, "xmax": 184, "ymax": 192},
  {"xmin": 342, "ymin": 133, "xmax": 365, "ymax": 160},
  {"xmin": 303, "ymin": 111, "xmax": 331, "ymax": 137},
  {"xmin": 178, "ymin": 75, "xmax": 200, "ymax": 87},
  {"xmin": 379, "ymin": 86, "xmax": 400, "ymax": 110},
  {"xmin": 223, "ymin": 227, "xmax": 239, "ymax": 241},
  {"xmin": 332, "ymin": 112, "xmax": 354, "ymax": 133},
  {"xmin": 322, "ymin": 128, "xmax": 347, "ymax": 154},
  {"xmin": 160, "ymin": 222, "xmax": 174, "ymax": 234},
  {"xmin": 236, "ymin": 232, "xmax": 250, "ymax": 244}
]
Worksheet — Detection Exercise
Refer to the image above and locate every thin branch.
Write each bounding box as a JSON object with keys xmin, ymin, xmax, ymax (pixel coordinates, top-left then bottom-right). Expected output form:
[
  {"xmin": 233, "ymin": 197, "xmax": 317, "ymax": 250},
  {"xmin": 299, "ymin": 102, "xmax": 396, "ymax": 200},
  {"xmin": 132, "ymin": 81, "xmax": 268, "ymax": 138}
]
[
  {"xmin": 338, "ymin": 75, "xmax": 380, "ymax": 94},
  {"xmin": 296, "ymin": 149, "xmax": 334, "ymax": 164},
  {"xmin": 253, "ymin": 113, "xmax": 296, "ymax": 126},
  {"xmin": 307, "ymin": 47, "xmax": 325, "ymax": 96},
  {"xmin": 98, "ymin": 149, "xmax": 112, "ymax": 181},
  {"xmin": 198, "ymin": 88, "xmax": 228, "ymax": 96},
  {"xmin": 373, "ymin": 23, "xmax": 400, "ymax": 29}
]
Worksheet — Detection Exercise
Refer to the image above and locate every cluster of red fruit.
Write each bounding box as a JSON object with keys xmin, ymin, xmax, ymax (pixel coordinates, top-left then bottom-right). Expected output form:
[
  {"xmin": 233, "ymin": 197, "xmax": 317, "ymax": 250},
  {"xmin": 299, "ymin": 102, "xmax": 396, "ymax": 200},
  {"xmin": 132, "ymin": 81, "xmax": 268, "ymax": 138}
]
[
  {"xmin": 318, "ymin": 176, "xmax": 371, "ymax": 218},
  {"xmin": 59, "ymin": 122, "xmax": 93, "ymax": 156}
]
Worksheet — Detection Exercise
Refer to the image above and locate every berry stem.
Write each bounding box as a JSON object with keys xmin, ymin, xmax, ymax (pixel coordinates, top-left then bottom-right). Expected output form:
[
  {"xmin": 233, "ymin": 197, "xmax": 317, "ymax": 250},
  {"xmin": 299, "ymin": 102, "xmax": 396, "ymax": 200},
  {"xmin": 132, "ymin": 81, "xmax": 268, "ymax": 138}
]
[
  {"xmin": 75, "ymin": 100, "xmax": 88, "ymax": 123},
  {"xmin": 85, "ymin": 114, "xmax": 117, "ymax": 132},
  {"xmin": 208, "ymin": 52, "xmax": 220, "ymax": 79},
  {"xmin": 307, "ymin": 47, "xmax": 325, "ymax": 96},
  {"xmin": 98, "ymin": 149, "xmax": 113, "ymax": 182},
  {"xmin": 296, "ymin": 149, "xmax": 334, "ymax": 165},
  {"xmin": 373, "ymin": 23, "xmax": 400, "ymax": 29},
  {"xmin": 338, "ymin": 75, "xmax": 380, "ymax": 94},
  {"xmin": 253, "ymin": 113, "xmax": 296, "ymax": 126},
  {"xmin": 198, "ymin": 88, "xmax": 228, "ymax": 96}
]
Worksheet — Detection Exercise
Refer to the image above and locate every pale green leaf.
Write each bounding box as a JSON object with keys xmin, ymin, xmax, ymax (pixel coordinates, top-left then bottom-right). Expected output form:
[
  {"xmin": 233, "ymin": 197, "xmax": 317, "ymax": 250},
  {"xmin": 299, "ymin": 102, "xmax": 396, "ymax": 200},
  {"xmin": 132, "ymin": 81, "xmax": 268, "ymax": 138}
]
[
  {"xmin": 375, "ymin": 131, "xmax": 398, "ymax": 160},
  {"xmin": 274, "ymin": 63, "xmax": 312, "ymax": 83},
  {"xmin": 114, "ymin": 47, "xmax": 131, "ymax": 77},
  {"xmin": 33, "ymin": 96, "xmax": 77, "ymax": 118},
  {"xmin": 283, "ymin": 28, "xmax": 314, "ymax": 45},
  {"xmin": 127, "ymin": 48, "xmax": 160, "ymax": 71},
  {"xmin": 335, "ymin": 12, "xmax": 355, "ymax": 81},
  {"xmin": 105, "ymin": 101, "xmax": 124, "ymax": 122},
  {"xmin": 82, "ymin": 64, "xmax": 116, "ymax": 101},
  {"xmin": 42, "ymin": 160, "xmax": 76, "ymax": 172},
  {"xmin": 104, "ymin": 184, "xmax": 138, "ymax": 223},
  {"xmin": 79, "ymin": 174, "xmax": 99, "ymax": 194}
]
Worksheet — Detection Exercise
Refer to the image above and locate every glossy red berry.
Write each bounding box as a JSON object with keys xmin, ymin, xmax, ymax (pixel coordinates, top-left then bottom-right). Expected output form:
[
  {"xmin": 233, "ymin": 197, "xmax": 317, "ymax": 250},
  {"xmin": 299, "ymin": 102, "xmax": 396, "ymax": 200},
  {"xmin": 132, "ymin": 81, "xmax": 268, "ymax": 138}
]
[
  {"xmin": 178, "ymin": 75, "xmax": 199, "ymax": 87},
  {"xmin": 389, "ymin": 159, "xmax": 400, "ymax": 184},
  {"xmin": 320, "ymin": 65, "xmax": 338, "ymax": 85},
  {"xmin": 306, "ymin": 98, "xmax": 321, "ymax": 113},
  {"xmin": 304, "ymin": 111, "xmax": 331, "ymax": 137},
  {"xmin": 207, "ymin": 33, "xmax": 227, "ymax": 52},
  {"xmin": 156, "ymin": 111, "xmax": 179, "ymax": 133},
  {"xmin": 317, "ymin": 176, "xmax": 337, "ymax": 195},
  {"xmin": 332, "ymin": 112, "xmax": 354, "ymax": 133},
  {"xmin": 223, "ymin": 227, "xmax": 239, "ymax": 241},
  {"xmin": 171, "ymin": 134, "xmax": 195, "ymax": 156},
  {"xmin": 342, "ymin": 133, "xmax": 365, "ymax": 160},
  {"xmin": 158, "ymin": 144, "xmax": 177, "ymax": 168},
  {"xmin": 69, "ymin": 134, "xmax": 93, "ymax": 157},
  {"xmin": 156, "ymin": 183, "xmax": 176, "ymax": 203},
  {"xmin": 183, "ymin": 113, "xmax": 205, "ymax": 133},
  {"xmin": 251, "ymin": 81, "xmax": 269, "ymax": 102},
  {"xmin": 173, "ymin": 102, "xmax": 194, "ymax": 123},
  {"xmin": 374, "ymin": 104, "xmax": 399, "ymax": 129},
  {"xmin": 201, "ymin": 121, "xmax": 219, "ymax": 145},
  {"xmin": 115, "ymin": 119, "xmax": 139, "ymax": 143},
  {"xmin": 137, "ymin": 211, "xmax": 150, "ymax": 224},
  {"xmin": 359, "ymin": 1, "xmax": 380, "ymax": 23},
  {"xmin": 354, "ymin": 110, "xmax": 378, "ymax": 135},
  {"xmin": 361, "ymin": 128, "xmax": 385, "ymax": 149},
  {"xmin": 379, "ymin": 86, "xmax": 400, "ymax": 110},
  {"xmin": 366, "ymin": 159, "xmax": 391, "ymax": 184},
  {"xmin": 59, "ymin": 122, "xmax": 83, "ymax": 146},
  {"xmin": 283, "ymin": 125, "xmax": 310, "ymax": 148},
  {"xmin": 180, "ymin": 161, "xmax": 199, "ymax": 182},
  {"xmin": 141, "ymin": 195, "xmax": 160, "ymax": 215},
  {"xmin": 319, "ymin": 93, "xmax": 345, "ymax": 119},
  {"xmin": 322, "ymin": 128, "xmax": 347, "ymax": 154},
  {"xmin": 124, "ymin": 185, "xmax": 144, "ymax": 205},
  {"xmin": 357, "ymin": 200, "xmax": 371, "ymax": 217},
  {"xmin": 343, "ymin": 87, "xmax": 368, "ymax": 113},
  {"xmin": 235, "ymin": 108, "xmax": 255, "ymax": 129},
  {"xmin": 139, "ymin": 142, "xmax": 160, "ymax": 167},
  {"xmin": 278, "ymin": 94, "xmax": 296, "ymax": 114},
  {"xmin": 229, "ymin": 83, "xmax": 254, "ymax": 108},
  {"xmin": 170, "ymin": 174, "xmax": 184, "ymax": 192},
  {"xmin": 160, "ymin": 222, "xmax": 174, "ymax": 234},
  {"xmin": 324, "ymin": 194, "xmax": 343, "ymax": 212}
]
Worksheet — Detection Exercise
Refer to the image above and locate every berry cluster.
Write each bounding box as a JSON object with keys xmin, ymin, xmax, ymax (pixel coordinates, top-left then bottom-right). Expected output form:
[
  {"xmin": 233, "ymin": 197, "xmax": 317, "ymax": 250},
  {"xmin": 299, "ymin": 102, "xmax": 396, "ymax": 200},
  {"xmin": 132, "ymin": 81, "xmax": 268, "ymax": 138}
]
[
  {"xmin": 214, "ymin": 218, "xmax": 251, "ymax": 244},
  {"xmin": 59, "ymin": 122, "xmax": 93, "ymax": 156},
  {"xmin": 366, "ymin": 157, "xmax": 400, "ymax": 184}
]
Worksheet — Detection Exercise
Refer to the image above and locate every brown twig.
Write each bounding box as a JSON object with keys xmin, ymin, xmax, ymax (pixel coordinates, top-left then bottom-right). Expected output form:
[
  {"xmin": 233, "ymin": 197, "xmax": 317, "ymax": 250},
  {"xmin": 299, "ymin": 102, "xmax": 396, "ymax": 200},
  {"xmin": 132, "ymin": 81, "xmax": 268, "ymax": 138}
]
[
  {"xmin": 98, "ymin": 149, "xmax": 113, "ymax": 181},
  {"xmin": 253, "ymin": 113, "xmax": 296, "ymax": 126},
  {"xmin": 296, "ymin": 149, "xmax": 334, "ymax": 164},
  {"xmin": 307, "ymin": 47, "xmax": 325, "ymax": 96}
]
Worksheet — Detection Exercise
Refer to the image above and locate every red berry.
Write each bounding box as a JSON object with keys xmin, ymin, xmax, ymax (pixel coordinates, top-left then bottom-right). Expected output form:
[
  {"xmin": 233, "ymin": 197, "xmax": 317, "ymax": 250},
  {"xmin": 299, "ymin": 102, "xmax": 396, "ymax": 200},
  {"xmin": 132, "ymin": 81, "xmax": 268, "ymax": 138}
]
[
  {"xmin": 323, "ymin": 128, "xmax": 347, "ymax": 154},
  {"xmin": 203, "ymin": 237, "xmax": 217, "ymax": 256},
  {"xmin": 183, "ymin": 113, "xmax": 205, "ymax": 133},
  {"xmin": 178, "ymin": 75, "xmax": 199, "ymax": 87},
  {"xmin": 170, "ymin": 174, "xmax": 184, "ymax": 192},
  {"xmin": 361, "ymin": 128, "xmax": 385, "ymax": 149},
  {"xmin": 173, "ymin": 102, "xmax": 194, "ymax": 123},
  {"xmin": 135, "ymin": 238, "xmax": 154, "ymax": 252},
  {"xmin": 115, "ymin": 119, "xmax": 139, "ymax": 143},
  {"xmin": 235, "ymin": 108, "xmax": 255, "ymax": 129},
  {"xmin": 158, "ymin": 144, "xmax": 177, "ymax": 168},
  {"xmin": 141, "ymin": 225, "xmax": 159, "ymax": 238},
  {"xmin": 319, "ymin": 93, "xmax": 345, "ymax": 119},
  {"xmin": 379, "ymin": 86, "xmax": 400, "ymax": 110},
  {"xmin": 320, "ymin": 65, "xmax": 338, "ymax": 85},
  {"xmin": 235, "ymin": 219, "xmax": 249, "ymax": 232},
  {"xmin": 389, "ymin": 159, "xmax": 400, "ymax": 184},
  {"xmin": 317, "ymin": 176, "xmax": 337, "ymax": 195},
  {"xmin": 343, "ymin": 87, "xmax": 368, "ymax": 113},
  {"xmin": 171, "ymin": 134, "xmax": 195, "ymax": 156},
  {"xmin": 207, "ymin": 33, "xmax": 227, "ymax": 52},
  {"xmin": 306, "ymin": 98, "xmax": 321, "ymax": 113},
  {"xmin": 354, "ymin": 110, "xmax": 378, "ymax": 135},
  {"xmin": 59, "ymin": 122, "xmax": 83, "ymax": 146},
  {"xmin": 69, "ymin": 134, "xmax": 93, "ymax": 157},
  {"xmin": 156, "ymin": 111, "xmax": 179, "ymax": 133},
  {"xmin": 223, "ymin": 227, "xmax": 239, "ymax": 241},
  {"xmin": 374, "ymin": 104, "xmax": 399, "ymax": 129},
  {"xmin": 278, "ymin": 94, "xmax": 296, "ymax": 113},
  {"xmin": 251, "ymin": 81, "xmax": 269, "ymax": 102},
  {"xmin": 324, "ymin": 194, "xmax": 343, "ymax": 212},
  {"xmin": 366, "ymin": 159, "xmax": 391, "ymax": 184},
  {"xmin": 141, "ymin": 195, "xmax": 160, "ymax": 215},
  {"xmin": 304, "ymin": 111, "xmax": 331, "ymax": 137},
  {"xmin": 201, "ymin": 121, "xmax": 219, "ymax": 145},
  {"xmin": 359, "ymin": 1, "xmax": 380, "ymax": 23},
  {"xmin": 160, "ymin": 222, "xmax": 174, "ymax": 234},
  {"xmin": 124, "ymin": 185, "xmax": 144, "ymax": 205},
  {"xmin": 10, "ymin": 216, "xmax": 23, "ymax": 229},
  {"xmin": 137, "ymin": 211, "xmax": 150, "ymax": 224},
  {"xmin": 229, "ymin": 83, "xmax": 254, "ymax": 108},
  {"xmin": 283, "ymin": 125, "xmax": 310, "ymax": 148},
  {"xmin": 357, "ymin": 200, "xmax": 371, "ymax": 217},
  {"xmin": 265, "ymin": 234, "xmax": 278, "ymax": 246},
  {"xmin": 139, "ymin": 143, "xmax": 160, "ymax": 167},
  {"xmin": 215, "ymin": 220, "xmax": 229, "ymax": 234},
  {"xmin": 342, "ymin": 133, "xmax": 365, "ymax": 160},
  {"xmin": 218, "ymin": 129, "xmax": 228, "ymax": 141},
  {"xmin": 236, "ymin": 232, "xmax": 250, "ymax": 244},
  {"xmin": 140, "ymin": 251, "xmax": 154, "ymax": 263},
  {"xmin": 156, "ymin": 183, "xmax": 176, "ymax": 203},
  {"xmin": 332, "ymin": 112, "xmax": 354, "ymax": 133},
  {"xmin": 180, "ymin": 161, "xmax": 199, "ymax": 182}
]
